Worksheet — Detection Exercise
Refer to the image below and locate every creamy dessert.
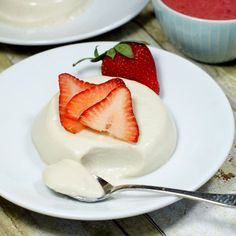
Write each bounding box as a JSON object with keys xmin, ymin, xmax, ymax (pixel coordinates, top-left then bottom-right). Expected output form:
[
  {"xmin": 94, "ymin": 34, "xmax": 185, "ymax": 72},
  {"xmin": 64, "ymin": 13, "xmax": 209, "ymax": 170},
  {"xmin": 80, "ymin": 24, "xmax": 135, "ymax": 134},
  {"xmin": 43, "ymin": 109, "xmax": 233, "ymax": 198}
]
[
  {"xmin": 44, "ymin": 159, "xmax": 104, "ymax": 199},
  {"xmin": 32, "ymin": 75, "xmax": 177, "ymax": 193},
  {"xmin": 32, "ymin": 40, "xmax": 177, "ymax": 199},
  {"xmin": 0, "ymin": 0, "xmax": 91, "ymax": 27}
]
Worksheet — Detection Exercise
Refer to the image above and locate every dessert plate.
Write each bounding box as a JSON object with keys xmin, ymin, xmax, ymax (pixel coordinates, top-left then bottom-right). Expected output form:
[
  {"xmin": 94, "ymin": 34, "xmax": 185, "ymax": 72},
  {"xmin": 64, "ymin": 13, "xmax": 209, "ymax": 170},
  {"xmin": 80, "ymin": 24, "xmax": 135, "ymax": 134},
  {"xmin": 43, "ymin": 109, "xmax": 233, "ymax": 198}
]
[
  {"xmin": 0, "ymin": 42, "xmax": 234, "ymax": 220},
  {"xmin": 0, "ymin": 0, "xmax": 148, "ymax": 46}
]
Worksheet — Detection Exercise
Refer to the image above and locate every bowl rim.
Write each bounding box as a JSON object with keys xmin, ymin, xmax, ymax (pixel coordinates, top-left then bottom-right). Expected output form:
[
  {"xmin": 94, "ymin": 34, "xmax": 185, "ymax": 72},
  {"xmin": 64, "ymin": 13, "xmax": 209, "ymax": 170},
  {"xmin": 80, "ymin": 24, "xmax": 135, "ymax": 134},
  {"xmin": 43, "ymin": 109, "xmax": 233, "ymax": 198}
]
[{"xmin": 154, "ymin": 0, "xmax": 236, "ymax": 23}]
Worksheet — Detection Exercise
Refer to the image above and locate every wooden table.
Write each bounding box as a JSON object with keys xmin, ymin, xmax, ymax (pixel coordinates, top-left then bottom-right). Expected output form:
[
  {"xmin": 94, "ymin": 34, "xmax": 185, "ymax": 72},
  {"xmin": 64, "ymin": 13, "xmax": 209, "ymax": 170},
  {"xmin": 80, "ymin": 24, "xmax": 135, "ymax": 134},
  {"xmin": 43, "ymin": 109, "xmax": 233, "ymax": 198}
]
[{"xmin": 0, "ymin": 3, "xmax": 236, "ymax": 236}]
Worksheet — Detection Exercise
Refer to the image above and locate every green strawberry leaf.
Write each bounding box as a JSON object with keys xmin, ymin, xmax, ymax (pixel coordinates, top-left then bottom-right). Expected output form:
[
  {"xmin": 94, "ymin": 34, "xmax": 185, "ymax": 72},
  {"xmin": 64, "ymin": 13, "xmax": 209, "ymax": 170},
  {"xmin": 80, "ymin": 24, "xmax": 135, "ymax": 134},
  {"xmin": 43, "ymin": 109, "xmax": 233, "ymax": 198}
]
[
  {"xmin": 94, "ymin": 46, "xmax": 99, "ymax": 57},
  {"xmin": 106, "ymin": 48, "xmax": 116, "ymax": 59},
  {"xmin": 90, "ymin": 52, "xmax": 106, "ymax": 62},
  {"xmin": 114, "ymin": 43, "xmax": 134, "ymax": 58}
]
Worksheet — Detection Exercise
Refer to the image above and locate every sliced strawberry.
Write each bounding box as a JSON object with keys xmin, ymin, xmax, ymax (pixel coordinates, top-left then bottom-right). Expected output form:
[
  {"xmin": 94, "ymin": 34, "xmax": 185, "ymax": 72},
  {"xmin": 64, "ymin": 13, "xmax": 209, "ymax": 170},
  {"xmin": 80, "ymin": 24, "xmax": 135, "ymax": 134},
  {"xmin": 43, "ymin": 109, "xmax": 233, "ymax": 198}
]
[
  {"xmin": 60, "ymin": 116, "xmax": 84, "ymax": 134},
  {"xmin": 79, "ymin": 86, "xmax": 139, "ymax": 143},
  {"xmin": 58, "ymin": 73, "xmax": 94, "ymax": 133},
  {"xmin": 65, "ymin": 78, "xmax": 125, "ymax": 120},
  {"xmin": 59, "ymin": 73, "xmax": 94, "ymax": 115}
]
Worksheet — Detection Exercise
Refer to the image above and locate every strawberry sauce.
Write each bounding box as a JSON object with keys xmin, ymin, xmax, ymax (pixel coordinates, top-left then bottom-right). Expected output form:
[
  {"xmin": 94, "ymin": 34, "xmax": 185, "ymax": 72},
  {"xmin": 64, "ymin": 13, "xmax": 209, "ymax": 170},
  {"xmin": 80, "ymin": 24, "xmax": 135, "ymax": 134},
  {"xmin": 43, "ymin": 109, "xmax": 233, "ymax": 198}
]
[{"xmin": 162, "ymin": 0, "xmax": 236, "ymax": 20}]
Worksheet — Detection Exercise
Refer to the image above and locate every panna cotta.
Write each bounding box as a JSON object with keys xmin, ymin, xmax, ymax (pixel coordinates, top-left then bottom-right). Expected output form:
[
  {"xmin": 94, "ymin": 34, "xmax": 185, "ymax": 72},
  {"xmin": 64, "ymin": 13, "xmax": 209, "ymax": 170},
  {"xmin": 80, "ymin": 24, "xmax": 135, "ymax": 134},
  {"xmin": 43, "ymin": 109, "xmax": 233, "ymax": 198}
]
[
  {"xmin": 0, "ymin": 0, "xmax": 91, "ymax": 27},
  {"xmin": 32, "ymin": 76, "xmax": 177, "ymax": 184},
  {"xmin": 44, "ymin": 159, "xmax": 104, "ymax": 199}
]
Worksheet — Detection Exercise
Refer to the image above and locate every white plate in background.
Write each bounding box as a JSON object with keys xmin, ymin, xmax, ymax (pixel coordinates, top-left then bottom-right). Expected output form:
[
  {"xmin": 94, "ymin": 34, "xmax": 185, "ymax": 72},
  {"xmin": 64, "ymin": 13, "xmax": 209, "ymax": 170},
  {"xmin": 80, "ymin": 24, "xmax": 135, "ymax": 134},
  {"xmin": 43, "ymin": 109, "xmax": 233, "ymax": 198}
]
[{"xmin": 0, "ymin": 0, "xmax": 148, "ymax": 46}]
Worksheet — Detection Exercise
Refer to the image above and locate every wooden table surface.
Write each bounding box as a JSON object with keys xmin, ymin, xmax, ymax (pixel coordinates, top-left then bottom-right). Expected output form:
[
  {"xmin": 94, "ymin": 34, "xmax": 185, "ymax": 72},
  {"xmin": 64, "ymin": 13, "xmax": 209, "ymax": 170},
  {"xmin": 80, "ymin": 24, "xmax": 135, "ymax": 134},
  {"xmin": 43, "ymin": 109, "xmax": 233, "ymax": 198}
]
[{"xmin": 0, "ymin": 3, "xmax": 236, "ymax": 236}]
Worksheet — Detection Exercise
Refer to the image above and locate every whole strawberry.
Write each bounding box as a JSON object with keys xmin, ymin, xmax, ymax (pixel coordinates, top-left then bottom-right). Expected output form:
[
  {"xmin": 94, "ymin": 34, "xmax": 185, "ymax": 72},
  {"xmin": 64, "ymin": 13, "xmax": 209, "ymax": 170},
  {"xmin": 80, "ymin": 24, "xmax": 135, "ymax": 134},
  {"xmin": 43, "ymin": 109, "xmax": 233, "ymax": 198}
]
[{"xmin": 73, "ymin": 42, "xmax": 160, "ymax": 94}]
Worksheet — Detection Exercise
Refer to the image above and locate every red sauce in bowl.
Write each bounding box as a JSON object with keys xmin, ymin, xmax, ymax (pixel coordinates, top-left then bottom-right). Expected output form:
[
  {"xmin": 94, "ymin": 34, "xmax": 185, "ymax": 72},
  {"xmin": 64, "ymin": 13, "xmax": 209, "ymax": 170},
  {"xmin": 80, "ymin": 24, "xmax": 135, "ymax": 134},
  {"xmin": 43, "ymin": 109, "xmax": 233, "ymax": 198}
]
[{"xmin": 162, "ymin": 0, "xmax": 236, "ymax": 20}]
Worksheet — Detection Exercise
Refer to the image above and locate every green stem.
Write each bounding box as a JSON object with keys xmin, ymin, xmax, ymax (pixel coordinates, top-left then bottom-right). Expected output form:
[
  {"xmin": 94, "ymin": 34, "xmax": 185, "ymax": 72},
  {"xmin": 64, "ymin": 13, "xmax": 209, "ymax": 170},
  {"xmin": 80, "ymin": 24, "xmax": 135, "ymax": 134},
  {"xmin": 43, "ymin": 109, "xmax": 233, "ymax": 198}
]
[
  {"xmin": 73, "ymin": 57, "xmax": 94, "ymax": 67},
  {"xmin": 73, "ymin": 52, "xmax": 106, "ymax": 67}
]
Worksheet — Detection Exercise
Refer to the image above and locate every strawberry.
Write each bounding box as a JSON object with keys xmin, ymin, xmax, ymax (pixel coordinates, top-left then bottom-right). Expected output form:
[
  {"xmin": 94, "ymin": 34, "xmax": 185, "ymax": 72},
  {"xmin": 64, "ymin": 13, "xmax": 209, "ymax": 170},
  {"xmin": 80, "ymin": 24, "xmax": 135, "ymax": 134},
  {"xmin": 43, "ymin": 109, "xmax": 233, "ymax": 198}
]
[
  {"xmin": 65, "ymin": 78, "xmax": 125, "ymax": 120},
  {"xmin": 79, "ymin": 86, "xmax": 139, "ymax": 143},
  {"xmin": 73, "ymin": 41, "xmax": 159, "ymax": 94},
  {"xmin": 60, "ymin": 117, "xmax": 85, "ymax": 134},
  {"xmin": 58, "ymin": 73, "xmax": 94, "ymax": 133}
]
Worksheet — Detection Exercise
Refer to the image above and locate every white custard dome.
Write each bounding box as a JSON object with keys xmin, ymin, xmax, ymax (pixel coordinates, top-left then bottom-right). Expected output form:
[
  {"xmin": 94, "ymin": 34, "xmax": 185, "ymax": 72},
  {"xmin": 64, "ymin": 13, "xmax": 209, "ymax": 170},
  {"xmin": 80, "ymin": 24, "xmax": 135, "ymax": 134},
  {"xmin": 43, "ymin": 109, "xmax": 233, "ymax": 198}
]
[{"xmin": 32, "ymin": 76, "xmax": 177, "ymax": 183}]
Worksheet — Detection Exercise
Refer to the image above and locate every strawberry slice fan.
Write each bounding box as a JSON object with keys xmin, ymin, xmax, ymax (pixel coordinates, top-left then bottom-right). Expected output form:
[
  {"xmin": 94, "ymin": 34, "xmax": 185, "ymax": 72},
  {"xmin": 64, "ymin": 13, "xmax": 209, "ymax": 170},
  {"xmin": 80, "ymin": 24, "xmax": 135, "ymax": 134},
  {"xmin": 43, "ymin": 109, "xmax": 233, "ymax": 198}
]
[
  {"xmin": 79, "ymin": 86, "xmax": 139, "ymax": 143},
  {"xmin": 65, "ymin": 78, "xmax": 125, "ymax": 120},
  {"xmin": 73, "ymin": 41, "xmax": 160, "ymax": 95},
  {"xmin": 58, "ymin": 73, "xmax": 95, "ymax": 133},
  {"xmin": 58, "ymin": 73, "xmax": 139, "ymax": 143}
]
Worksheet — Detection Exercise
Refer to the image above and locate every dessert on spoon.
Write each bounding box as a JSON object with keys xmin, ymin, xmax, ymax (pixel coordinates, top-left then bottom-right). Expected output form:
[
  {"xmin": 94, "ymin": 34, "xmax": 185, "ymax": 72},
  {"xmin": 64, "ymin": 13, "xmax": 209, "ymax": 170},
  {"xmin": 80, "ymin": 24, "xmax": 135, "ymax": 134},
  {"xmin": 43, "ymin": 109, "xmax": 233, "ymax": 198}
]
[{"xmin": 44, "ymin": 164, "xmax": 236, "ymax": 208}]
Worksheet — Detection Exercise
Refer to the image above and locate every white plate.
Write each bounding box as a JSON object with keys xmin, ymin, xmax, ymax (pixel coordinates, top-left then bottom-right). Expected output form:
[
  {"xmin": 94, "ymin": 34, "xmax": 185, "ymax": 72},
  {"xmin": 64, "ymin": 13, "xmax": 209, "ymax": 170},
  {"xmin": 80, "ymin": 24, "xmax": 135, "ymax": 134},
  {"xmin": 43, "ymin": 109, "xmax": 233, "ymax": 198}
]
[
  {"xmin": 0, "ymin": 0, "xmax": 148, "ymax": 46},
  {"xmin": 0, "ymin": 42, "xmax": 234, "ymax": 220}
]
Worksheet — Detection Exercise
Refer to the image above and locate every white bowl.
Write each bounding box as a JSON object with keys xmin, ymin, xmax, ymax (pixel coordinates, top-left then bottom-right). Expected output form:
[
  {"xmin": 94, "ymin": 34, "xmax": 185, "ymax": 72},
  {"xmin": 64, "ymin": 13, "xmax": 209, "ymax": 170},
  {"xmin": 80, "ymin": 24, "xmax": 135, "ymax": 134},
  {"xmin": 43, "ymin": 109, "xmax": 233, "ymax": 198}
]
[{"xmin": 152, "ymin": 0, "xmax": 236, "ymax": 63}]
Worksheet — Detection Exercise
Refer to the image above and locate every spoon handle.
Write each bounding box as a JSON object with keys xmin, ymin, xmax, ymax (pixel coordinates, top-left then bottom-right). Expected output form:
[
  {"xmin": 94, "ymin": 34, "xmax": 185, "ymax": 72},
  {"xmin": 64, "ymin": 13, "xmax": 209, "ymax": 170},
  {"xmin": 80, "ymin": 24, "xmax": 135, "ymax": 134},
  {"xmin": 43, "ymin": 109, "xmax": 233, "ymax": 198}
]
[{"xmin": 113, "ymin": 185, "xmax": 236, "ymax": 208}]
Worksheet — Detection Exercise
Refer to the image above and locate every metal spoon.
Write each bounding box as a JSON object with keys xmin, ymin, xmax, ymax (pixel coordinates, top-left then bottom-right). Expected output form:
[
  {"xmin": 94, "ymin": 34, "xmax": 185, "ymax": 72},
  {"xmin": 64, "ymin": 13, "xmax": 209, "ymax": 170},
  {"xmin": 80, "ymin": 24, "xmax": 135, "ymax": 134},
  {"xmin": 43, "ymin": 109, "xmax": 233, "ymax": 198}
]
[{"xmin": 69, "ymin": 176, "xmax": 236, "ymax": 207}]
